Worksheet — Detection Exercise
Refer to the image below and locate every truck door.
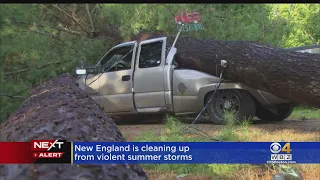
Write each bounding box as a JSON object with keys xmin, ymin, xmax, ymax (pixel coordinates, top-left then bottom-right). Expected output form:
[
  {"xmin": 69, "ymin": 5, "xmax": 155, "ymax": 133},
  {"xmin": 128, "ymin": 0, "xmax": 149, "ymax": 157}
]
[
  {"xmin": 133, "ymin": 37, "xmax": 167, "ymax": 112},
  {"xmin": 82, "ymin": 73, "xmax": 102, "ymax": 105},
  {"xmin": 98, "ymin": 41, "xmax": 137, "ymax": 113}
]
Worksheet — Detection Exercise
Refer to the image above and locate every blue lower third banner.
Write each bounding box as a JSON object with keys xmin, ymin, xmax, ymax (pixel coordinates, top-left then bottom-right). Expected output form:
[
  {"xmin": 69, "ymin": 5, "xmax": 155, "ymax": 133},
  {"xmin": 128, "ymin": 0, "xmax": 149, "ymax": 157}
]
[{"xmin": 73, "ymin": 142, "xmax": 320, "ymax": 164}]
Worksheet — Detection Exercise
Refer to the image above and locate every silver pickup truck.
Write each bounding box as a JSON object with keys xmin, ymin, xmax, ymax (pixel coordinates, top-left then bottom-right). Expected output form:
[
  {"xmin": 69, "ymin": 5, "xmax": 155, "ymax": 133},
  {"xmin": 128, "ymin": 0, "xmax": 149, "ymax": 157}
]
[{"xmin": 76, "ymin": 37, "xmax": 295, "ymax": 124}]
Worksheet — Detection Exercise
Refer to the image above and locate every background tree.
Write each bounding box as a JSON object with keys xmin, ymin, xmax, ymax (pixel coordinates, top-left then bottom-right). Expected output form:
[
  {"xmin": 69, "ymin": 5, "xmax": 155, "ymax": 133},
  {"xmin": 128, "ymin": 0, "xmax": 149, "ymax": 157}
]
[{"xmin": 1, "ymin": 4, "xmax": 319, "ymax": 122}]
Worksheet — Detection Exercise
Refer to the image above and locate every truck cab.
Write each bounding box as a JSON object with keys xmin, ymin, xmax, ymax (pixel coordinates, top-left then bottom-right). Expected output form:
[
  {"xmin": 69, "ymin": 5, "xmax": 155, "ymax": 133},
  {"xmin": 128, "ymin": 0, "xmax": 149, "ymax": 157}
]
[{"xmin": 76, "ymin": 37, "xmax": 294, "ymax": 124}]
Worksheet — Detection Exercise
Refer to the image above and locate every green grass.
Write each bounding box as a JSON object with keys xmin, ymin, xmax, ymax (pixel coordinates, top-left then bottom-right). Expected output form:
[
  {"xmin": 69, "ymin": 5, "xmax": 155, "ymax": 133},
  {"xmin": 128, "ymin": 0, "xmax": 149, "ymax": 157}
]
[
  {"xmin": 289, "ymin": 107, "xmax": 320, "ymax": 120},
  {"xmin": 216, "ymin": 110, "xmax": 239, "ymax": 142},
  {"xmin": 134, "ymin": 113, "xmax": 250, "ymax": 178},
  {"xmin": 133, "ymin": 109, "xmax": 318, "ymax": 179},
  {"xmin": 216, "ymin": 110, "xmax": 253, "ymax": 142},
  {"xmin": 208, "ymin": 164, "xmax": 243, "ymax": 178},
  {"xmin": 133, "ymin": 110, "xmax": 314, "ymax": 179}
]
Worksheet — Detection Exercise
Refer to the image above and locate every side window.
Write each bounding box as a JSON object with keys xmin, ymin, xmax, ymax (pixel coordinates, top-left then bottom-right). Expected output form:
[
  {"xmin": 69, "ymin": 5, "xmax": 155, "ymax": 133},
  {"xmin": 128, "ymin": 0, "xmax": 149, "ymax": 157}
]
[
  {"xmin": 139, "ymin": 41, "xmax": 163, "ymax": 68},
  {"xmin": 100, "ymin": 45, "xmax": 134, "ymax": 72}
]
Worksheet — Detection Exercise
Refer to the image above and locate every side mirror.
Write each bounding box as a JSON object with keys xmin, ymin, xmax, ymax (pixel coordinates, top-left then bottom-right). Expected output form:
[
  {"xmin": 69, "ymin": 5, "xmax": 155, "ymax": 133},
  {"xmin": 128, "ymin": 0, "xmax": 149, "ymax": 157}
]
[
  {"xmin": 220, "ymin": 60, "xmax": 228, "ymax": 68},
  {"xmin": 76, "ymin": 69, "xmax": 87, "ymax": 75}
]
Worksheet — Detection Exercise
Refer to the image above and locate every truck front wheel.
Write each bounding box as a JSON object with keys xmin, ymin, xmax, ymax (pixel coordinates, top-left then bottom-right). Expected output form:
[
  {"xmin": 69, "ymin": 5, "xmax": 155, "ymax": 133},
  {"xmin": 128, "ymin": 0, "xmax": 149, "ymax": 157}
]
[{"xmin": 205, "ymin": 90, "xmax": 256, "ymax": 125}]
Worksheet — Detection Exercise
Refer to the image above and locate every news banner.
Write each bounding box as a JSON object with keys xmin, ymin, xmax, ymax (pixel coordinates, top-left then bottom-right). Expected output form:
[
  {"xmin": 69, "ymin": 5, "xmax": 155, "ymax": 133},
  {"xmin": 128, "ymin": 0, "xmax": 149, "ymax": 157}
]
[{"xmin": 0, "ymin": 141, "xmax": 319, "ymax": 164}]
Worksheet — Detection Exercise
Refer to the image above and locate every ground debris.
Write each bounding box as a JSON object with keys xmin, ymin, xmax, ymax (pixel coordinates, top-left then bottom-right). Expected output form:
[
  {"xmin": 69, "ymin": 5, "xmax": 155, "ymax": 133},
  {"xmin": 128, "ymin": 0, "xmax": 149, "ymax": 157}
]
[{"xmin": 273, "ymin": 165, "xmax": 304, "ymax": 180}]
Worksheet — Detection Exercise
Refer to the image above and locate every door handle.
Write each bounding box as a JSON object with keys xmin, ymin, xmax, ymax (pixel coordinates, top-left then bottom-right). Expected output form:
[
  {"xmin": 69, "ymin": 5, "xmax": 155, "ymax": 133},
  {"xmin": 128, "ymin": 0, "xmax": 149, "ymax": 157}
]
[{"xmin": 122, "ymin": 75, "xmax": 131, "ymax": 81}]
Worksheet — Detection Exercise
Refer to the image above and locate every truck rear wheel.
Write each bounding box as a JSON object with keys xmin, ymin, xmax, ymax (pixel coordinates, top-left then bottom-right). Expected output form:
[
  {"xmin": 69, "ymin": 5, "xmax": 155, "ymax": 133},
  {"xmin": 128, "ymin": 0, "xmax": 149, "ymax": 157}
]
[
  {"xmin": 205, "ymin": 90, "xmax": 256, "ymax": 125},
  {"xmin": 255, "ymin": 103, "xmax": 294, "ymax": 121}
]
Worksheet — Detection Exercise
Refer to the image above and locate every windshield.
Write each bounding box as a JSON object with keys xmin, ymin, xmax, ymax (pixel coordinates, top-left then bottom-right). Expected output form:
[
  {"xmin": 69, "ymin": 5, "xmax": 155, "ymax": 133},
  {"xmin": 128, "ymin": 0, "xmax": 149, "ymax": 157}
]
[{"xmin": 98, "ymin": 44, "xmax": 134, "ymax": 72}]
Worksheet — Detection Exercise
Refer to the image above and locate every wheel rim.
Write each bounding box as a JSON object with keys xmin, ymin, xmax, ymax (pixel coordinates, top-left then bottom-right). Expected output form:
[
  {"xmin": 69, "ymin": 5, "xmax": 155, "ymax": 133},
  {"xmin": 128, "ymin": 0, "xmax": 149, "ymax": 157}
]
[{"xmin": 215, "ymin": 91, "xmax": 241, "ymax": 116}]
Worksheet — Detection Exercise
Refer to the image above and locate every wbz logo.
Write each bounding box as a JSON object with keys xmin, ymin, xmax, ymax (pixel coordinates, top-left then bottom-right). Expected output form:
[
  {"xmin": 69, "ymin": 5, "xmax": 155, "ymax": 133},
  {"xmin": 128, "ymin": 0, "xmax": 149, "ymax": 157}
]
[{"xmin": 270, "ymin": 142, "xmax": 292, "ymax": 161}]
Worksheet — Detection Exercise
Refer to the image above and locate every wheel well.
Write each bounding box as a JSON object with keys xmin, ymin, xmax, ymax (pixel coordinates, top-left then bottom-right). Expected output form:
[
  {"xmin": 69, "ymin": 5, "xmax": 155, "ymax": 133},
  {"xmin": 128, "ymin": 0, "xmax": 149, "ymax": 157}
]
[
  {"xmin": 204, "ymin": 89, "xmax": 259, "ymax": 107},
  {"xmin": 204, "ymin": 90, "xmax": 214, "ymax": 105}
]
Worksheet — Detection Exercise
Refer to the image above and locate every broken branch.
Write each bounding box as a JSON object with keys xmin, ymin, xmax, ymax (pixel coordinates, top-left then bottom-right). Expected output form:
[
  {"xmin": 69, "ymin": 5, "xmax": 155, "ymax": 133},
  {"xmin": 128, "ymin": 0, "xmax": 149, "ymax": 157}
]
[
  {"xmin": 86, "ymin": 4, "xmax": 95, "ymax": 34},
  {"xmin": 0, "ymin": 94, "xmax": 26, "ymax": 99},
  {"xmin": 4, "ymin": 61, "xmax": 62, "ymax": 76},
  {"xmin": 52, "ymin": 4, "xmax": 91, "ymax": 36}
]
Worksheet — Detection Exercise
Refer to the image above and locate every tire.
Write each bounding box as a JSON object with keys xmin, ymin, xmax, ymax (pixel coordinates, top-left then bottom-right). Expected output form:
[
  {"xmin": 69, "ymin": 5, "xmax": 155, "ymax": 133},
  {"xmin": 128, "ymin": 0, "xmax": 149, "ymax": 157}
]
[
  {"xmin": 205, "ymin": 90, "xmax": 256, "ymax": 125},
  {"xmin": 256, "ymin": 103, "xmax": 294, "ymax": 121}
]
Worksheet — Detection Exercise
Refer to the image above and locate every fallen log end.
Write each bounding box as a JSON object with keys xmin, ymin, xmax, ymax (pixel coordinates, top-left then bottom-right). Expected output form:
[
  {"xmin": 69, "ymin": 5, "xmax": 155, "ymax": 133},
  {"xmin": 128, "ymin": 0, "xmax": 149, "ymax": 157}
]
[{"xmin": 0, "ymin": 74, "xmax": 148, "ymax": 180}]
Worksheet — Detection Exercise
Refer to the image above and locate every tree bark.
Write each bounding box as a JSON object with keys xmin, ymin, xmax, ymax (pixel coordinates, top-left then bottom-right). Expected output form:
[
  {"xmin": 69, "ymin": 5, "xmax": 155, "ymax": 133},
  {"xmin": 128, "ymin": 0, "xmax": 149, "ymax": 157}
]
[
  {"xmin": 0, "ymin": 74, "xmax": 148, "ymax": 180},
  {"xmin": 134, "ymin": 34, "xmax": 320, "ymax": 108},
  {"xmin": 174, "ymin": 37, "xmax": 320, "ymax": 108}
]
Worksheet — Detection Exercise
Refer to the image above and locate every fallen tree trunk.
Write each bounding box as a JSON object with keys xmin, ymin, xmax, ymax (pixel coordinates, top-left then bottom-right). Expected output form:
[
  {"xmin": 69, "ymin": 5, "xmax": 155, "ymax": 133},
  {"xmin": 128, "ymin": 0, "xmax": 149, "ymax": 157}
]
[
  {"xmin": 0, "ymin": 74, "xmax": 148, "ymax": 180},
  {"xmin": 174, "ymin": 37, "xmax": 320, "ymax": 108},
  {"xmin": 135, "ymin": 33, "xmax": 320, "ymax": 108}
]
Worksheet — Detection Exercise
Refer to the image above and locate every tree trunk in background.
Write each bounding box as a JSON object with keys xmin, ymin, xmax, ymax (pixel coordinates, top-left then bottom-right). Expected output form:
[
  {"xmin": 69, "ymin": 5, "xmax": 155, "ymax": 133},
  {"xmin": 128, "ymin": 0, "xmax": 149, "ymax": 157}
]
[
  {"xmin": 0, "ymin": 74, "xmax": 148, "ymax": 180},
  {"xmin": 134, "ymin": 34, "xmax": 320, "ymax": 108}
]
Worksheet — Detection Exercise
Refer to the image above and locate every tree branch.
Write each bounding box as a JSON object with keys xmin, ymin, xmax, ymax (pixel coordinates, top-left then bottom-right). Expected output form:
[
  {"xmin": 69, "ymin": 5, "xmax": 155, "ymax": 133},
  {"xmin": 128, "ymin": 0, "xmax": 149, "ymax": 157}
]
[
  {"xmin": 86, "ymin": 4, "xmax": 95, "ymax": 33},
  {"xmin": 0, "ymin": 94, "xmax": 26, "ymax": 99},
  {"xmin": 196, "ymin": 4, "xmax": 208, "ymax": 12},
  {"xmin": 52, "ymin": 4, "xmax": 91, "ymax": 36},
  {"xmin": 23, "ymin": 30, "xmax": 79, "ymax": 52},
  {"xmin": 10, "ymin": 18, "xmax": 83, "ymax": 37},
  {"xmin": 91, "ymin": 4, "xmax": 98, "ymax": 14},
  {"xmin": 4, "ymin": 61, "xmax": 62, "ymax": 76},
  {"xmin": 29, "ymin": 30, "xmax": 61, "ymax": 41},
  {"xmin": 55, "ymin": 25, "xmax": 83, "ymax": 36},
  {"xmin": 163, "ymin": 4, "xmax": 176, "ymax": 17}
]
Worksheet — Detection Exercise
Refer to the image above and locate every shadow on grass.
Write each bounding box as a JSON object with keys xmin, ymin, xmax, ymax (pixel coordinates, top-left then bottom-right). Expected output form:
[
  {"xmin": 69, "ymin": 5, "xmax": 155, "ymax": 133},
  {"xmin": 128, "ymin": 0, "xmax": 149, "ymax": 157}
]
[{"xmin": 115, "ymin": 112, "xmax": 320, "ymax": 134}]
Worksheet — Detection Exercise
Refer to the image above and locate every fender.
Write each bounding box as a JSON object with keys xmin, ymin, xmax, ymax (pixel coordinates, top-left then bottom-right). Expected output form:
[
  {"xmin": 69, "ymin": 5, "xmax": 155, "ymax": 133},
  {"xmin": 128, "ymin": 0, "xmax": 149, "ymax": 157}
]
[{"xmin": 197, "ymin": 82, "xmax": 289, "ymax": 112}]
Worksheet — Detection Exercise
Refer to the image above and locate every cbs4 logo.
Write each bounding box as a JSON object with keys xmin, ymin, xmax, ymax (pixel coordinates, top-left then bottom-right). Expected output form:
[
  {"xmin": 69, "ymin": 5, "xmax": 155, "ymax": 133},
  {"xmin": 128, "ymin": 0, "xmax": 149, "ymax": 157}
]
[{"xmin": 270, "ymin": 142, "xmax": 292, "ymax": 154}]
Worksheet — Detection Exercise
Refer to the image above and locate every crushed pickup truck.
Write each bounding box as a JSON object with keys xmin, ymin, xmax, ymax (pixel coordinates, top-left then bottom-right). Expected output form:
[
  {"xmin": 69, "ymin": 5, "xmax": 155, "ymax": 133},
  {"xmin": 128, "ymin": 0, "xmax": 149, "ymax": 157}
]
[{"xmin": 74, "ymin": 33, "xmax": 303, "ymax": 124}]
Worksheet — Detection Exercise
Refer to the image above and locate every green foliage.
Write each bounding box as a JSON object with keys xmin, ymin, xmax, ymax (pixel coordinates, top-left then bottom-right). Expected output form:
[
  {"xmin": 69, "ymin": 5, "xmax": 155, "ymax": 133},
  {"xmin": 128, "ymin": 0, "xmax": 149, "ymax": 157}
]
[
  {"xmin": 0, "ymin": 4, "xmax": 112, "ymax": 122},
  {"xmin": 289, "ymin": 106, "xmax": 320, "ymax": 120},
  {"xmin": 0, "ymin": 4, "xmax": 319, "ymax": 122},
  {"xmin": 266, "ymin": 4, "xmax": 320, "ymax": 47},
  {"xmin": 208, "ymin": 164, "xmax": 241, "ymax": 178},
  {"xmin": 134, "ymin": 116, "xmax": 214, "ymax": 176},
  {"xmin": 215, "ymin": 110, "xmax": 239, "ymax": 141}
]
